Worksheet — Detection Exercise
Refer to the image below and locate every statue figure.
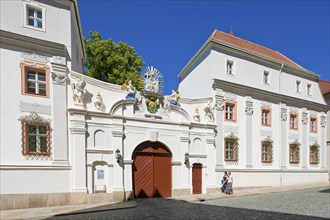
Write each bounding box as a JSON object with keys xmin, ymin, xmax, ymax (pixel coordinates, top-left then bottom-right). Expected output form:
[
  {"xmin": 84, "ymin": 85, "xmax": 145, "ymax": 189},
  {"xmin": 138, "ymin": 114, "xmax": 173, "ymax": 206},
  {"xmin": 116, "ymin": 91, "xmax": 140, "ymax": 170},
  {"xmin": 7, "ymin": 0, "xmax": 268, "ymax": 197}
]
[
  {"xmin": 71, "ymin": 77, "xmax": 86, "ymax": 103},
  {"xmin": 94, "ymin": 92, "xmax": 105, "ymax": 111},
  {"xmin": 121, "ymin": 80, "xmax": 137, "ymax": 99},
  {"xmin": 170, "ymin": 90, "xmax": 180, "ymax": 106},
  {"xmin": 193, "ymin": 107, "xmax": 200, "ymax": 123},
  {"xmin": 204, "ymin": 101, "xmax": 214, "ymax": 122},
  {"xmin": 145, "ymin": 70, "xmax": 159, "ymax": 92}
]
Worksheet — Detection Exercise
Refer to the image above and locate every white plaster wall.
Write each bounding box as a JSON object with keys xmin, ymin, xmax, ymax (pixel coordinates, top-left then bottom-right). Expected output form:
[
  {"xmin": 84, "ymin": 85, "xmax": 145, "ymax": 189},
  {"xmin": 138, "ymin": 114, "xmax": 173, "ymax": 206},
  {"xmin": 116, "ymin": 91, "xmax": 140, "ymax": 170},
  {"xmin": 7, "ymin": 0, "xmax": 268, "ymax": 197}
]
[
  {"xmin": 178, "ymin": 48, "xmax": 213, "ymax": 99},
  {"xmin": 0, "ymin": 0, "xmax": 71, "ymax": 49},
  {"xmin": 0, "ymin": 170, "xmax": 70, "ymax": 193}
]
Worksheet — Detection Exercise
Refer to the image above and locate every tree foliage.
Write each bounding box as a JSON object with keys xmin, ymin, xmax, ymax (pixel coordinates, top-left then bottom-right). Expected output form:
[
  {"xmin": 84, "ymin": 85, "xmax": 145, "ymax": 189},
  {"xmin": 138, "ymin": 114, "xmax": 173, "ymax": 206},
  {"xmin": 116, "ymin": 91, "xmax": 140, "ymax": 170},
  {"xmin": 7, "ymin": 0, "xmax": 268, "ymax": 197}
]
[{"xmin": 83, "ymin": 32, "xmax": 144, "ymax": 88}]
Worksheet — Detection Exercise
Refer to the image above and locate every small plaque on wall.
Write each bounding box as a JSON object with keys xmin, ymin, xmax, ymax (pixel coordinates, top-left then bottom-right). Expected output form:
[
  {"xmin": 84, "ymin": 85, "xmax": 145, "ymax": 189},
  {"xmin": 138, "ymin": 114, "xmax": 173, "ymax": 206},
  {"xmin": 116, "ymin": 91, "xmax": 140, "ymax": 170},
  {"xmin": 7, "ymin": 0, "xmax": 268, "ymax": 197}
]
[
  {"xmin": 95, "ymin": 184, "xmax": 106, "ymax": 193},
  {"xmin": 97, "ymin": 170, "xmax": 104, "ymax": 179}
]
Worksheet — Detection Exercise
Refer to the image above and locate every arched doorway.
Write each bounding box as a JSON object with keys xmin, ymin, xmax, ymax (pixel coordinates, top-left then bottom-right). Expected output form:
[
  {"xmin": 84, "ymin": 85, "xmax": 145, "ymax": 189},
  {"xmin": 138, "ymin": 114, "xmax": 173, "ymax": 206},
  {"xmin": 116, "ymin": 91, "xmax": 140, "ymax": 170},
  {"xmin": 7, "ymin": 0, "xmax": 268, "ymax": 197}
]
[
  {"xmin": 132, "ymin": 141, "xmax": 172, "ymax": 198},
  {"xmin": 192, "ymin": 163, "xmax": 202, "ymax": 194}
]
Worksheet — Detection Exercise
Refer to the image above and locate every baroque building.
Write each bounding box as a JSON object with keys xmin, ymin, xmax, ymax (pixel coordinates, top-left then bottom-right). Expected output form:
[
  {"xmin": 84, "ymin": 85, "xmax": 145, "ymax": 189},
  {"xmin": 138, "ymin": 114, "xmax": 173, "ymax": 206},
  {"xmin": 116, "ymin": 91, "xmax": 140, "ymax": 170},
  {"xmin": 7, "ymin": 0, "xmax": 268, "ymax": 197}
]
[{"xmin": 0, "ymin": 0, "xmax": 329, "ymax": 211}]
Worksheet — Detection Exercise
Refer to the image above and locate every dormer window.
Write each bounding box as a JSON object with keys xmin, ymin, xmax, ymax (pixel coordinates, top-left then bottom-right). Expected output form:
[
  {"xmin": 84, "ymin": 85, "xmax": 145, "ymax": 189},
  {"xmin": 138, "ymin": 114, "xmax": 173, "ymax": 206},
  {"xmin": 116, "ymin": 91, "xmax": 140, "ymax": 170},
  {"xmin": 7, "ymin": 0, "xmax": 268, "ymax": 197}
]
[
  {"xmin": 263, "ymin": 71, "xmax": 270, "ymax": 84},
  {"xmin": 296, "ymin": 80, "xmax": 301, "ymax": 93},
  {"xmin": 226, "ymin": 60, "xmax": 234, "ymax": 75},
  {"xmin": 307, "ymin": 83, "xmax": 312, "ymax": 95}
]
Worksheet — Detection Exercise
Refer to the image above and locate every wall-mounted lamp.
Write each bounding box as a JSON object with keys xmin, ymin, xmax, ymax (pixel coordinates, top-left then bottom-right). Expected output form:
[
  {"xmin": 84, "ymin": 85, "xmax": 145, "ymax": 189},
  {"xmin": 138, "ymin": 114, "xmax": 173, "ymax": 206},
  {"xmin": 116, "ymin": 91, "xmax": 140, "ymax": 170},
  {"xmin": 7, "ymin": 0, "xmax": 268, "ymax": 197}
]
[
  {"xmin": 184, "ymin": 152, "xmax": 189, "ymax": 164},
  {"xmin": 115, "ymin": 149, "xmax": 121, "ymax": 163}
]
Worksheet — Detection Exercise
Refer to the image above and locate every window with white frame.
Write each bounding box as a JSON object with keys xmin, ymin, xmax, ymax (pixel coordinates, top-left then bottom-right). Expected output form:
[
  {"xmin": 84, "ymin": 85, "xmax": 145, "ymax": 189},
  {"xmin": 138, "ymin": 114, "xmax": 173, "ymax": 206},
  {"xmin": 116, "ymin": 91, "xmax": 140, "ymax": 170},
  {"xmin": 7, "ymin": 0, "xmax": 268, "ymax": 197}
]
[
  {"xmin": 226, "ymin": 60, "xmax": 234, "ymax": 75},
  {"xmin": 307, "ymin": 83, "xmax": 312, "ymax": 95},
  {"xmin": 26, "ymin": 68, "xmax": 47, "ymax": 95},
  {"xmin": 289, "ymin": 113, "xmax": 298, "ymax": 130},
  {"xmin": 225, "ymin": 101, "xmax": 237, "ymax": 122},
  {"xmin": 263, "ymin": 71, "xmax": 270, "ymax": 84},
  {"xmin": 296, "ymin": 80, "xmax": 301, "ymax": 93},
  {"xmin": 310, "ymin": 117, "xmax": 317, "ymax": 133},
  {"xmin": 261, "ymin": 108, "xmax": 271, "ymax": 126},
  {"xmin": 23, "ymin": 1, "xmax": 46, "ymax": 31}
]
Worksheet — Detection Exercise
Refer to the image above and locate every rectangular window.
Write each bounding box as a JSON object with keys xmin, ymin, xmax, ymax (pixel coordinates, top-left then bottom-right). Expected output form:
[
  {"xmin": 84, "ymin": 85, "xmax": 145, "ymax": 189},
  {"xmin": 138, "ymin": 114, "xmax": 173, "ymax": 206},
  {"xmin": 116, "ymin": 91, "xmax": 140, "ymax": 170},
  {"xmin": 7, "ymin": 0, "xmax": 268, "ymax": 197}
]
[
  {"xmin": 225, "ymin": 139, "xmax": 238, "ymax": 161},
  {"xmin": 261, "ymin": 108, "xmax": 271, "ymax": 126},
  {"xmin": 21, "ymin": 63, "xmax": 49, "ymax": 98},
  {"xmin": 226, "ymin": 60, "xmax": 234, "ymax": 75},
  {"xmin": 263, "ymin": 71, "xmax": 270, "ymax": 84},
  {"xmin": 261, "ymin": 142, "xmax": 272, "ymax": 163},
  {"xmin": 22, "ymin": 122, "xmax": 50, "ymax": 156},
  {"xmin": 307, "ymin": 83, "xmax": 312, "ymax": 95},
  {"xmin": 310, "ymin": 146, "xmax": 319, "ymax": 164},
  {"xmin": 225, "ymin": 101, "xmax": 237, "ymax": 122},
  {"xmin": 310, "ymin": 117, "xmax": 317, "ymax": 133},
  {"xmin": 289, "ymin": 144, "xmax": 299, "ymax": 164},
  {"xmin": 289, "ymin": 113, "xmax": 298, "ymax": 130},
  {"xmin": 23, "ymin": 1, "xmax": 46, "ymax": 31},
  {"xmin": 296, "ymin": 80, "xmax": 301, "ymax": 93}
]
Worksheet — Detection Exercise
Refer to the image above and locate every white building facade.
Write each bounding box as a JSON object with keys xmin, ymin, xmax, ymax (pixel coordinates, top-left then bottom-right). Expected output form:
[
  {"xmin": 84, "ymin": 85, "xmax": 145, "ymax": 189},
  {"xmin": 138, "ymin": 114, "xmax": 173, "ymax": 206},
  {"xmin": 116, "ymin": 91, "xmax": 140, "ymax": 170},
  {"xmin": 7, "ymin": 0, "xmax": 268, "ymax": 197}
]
[{"xmin": 0, "ymin": 1, "xmax": 329, "ymax": 211}]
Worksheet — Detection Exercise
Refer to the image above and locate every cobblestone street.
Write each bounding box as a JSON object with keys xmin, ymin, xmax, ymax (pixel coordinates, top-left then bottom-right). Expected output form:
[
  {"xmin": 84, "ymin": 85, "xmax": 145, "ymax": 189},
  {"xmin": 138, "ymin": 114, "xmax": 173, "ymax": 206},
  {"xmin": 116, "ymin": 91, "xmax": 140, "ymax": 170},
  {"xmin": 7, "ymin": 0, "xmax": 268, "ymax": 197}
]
[{"xmin": 50, "ymin": 187, "xmax": 330, "ymax": 220}]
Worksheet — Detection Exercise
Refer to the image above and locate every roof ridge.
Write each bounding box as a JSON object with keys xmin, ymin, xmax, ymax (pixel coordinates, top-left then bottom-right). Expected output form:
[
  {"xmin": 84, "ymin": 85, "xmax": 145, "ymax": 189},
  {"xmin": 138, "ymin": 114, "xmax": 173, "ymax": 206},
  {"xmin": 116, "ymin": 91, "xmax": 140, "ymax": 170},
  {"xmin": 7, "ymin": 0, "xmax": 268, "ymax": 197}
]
[{"xmin": 274, "ymin": 50, "xmax": 305, "ymax": 70}]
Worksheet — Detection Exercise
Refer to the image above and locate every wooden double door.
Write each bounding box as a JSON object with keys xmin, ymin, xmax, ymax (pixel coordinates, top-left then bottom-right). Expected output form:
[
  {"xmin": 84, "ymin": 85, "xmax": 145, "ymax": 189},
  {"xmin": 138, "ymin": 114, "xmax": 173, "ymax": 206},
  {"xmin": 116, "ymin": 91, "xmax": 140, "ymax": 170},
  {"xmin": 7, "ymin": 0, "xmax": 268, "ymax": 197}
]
[{"xmin": 132, "ymin": 141, "xmax": 172, "ymax": 198}]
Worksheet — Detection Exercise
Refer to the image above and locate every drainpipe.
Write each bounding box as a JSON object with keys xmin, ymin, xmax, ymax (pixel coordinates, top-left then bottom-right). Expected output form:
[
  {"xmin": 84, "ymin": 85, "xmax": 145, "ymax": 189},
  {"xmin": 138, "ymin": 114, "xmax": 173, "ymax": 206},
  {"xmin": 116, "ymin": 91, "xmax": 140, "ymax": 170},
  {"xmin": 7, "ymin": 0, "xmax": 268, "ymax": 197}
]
[{"xmin": 279, "ymin": 63, "xmax": 284, "ymax": 187}]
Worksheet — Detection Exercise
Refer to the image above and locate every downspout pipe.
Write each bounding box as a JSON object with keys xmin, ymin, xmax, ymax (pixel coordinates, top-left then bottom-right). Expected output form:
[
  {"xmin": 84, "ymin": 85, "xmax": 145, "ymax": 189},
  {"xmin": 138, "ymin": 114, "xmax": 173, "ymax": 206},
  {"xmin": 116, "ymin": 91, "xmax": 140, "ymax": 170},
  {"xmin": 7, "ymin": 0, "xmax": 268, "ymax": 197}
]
[{"xmin": 279, "ymin": 63, "xmax": 284, "ymax": 187}]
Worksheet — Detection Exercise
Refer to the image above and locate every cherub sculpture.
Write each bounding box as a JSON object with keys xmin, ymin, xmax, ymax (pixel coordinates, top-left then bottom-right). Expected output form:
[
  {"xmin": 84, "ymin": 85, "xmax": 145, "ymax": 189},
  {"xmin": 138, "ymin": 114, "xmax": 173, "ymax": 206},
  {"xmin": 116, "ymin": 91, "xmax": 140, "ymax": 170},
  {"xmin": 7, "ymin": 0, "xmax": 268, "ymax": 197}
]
[
  {"xmin": 94, "ymin": 92, "xmax": 105, "ymax": 111},
  {"xmin": 204, "ymin": 101, "xmax": 214, "ymax": 122},
  {"xmin": 71, "ymin": 77, "xmax": 86, "ymax": 103},
  {"xmin": 121, "ymin": 80, "xmax": 137, "ymax": 99},
  {"xmin": 170, "ymin": 90, "xmax": 180, "ymax": 106},
  {"xmin": 193, "ymin": 107, "xmax": 201, "ymax": 123}
]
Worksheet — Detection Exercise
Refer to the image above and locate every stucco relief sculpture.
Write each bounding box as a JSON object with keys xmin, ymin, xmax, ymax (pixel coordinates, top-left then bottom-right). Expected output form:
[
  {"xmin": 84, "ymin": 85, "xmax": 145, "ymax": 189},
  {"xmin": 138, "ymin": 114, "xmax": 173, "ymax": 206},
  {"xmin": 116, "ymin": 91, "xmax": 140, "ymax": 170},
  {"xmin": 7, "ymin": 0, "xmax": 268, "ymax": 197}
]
[
  {"xmin": 51, "ymin": 71, "xmax": 67, "ymax": 84},
  {"xmin": 281, "ymin": 108, "xmax": 287, "ymax": 121},
  {"xmin": 121, "ymin": 80, "xmax": 137, "ymax": 99},
  {"xmin": 302, "ymin": 112, "xmax": 308, "ymax": 125},
  {"xmin": 71, "ymin": 77, "xmax": 86, "ymax": 104},
  {"xmin": 204, "ymin": 101, "xmax": 214, "ymax": 122},
  {"xmin": 245, "ymin": 101, "xmax": 254, "ymax": 116},
  {"xmin": 320, "ymin": 116, "xmax": 326, "ymax": 128},
  {"xmin": 146, "ymin": 97, "xmax": 160, "ymax": 114},
  {"xmin": 94, "ymin": 92, "xmax": 105, "ymax": 111},
  {"xmin": 193, "ymin": 107, "xmax": 201, "ymax": 123}
]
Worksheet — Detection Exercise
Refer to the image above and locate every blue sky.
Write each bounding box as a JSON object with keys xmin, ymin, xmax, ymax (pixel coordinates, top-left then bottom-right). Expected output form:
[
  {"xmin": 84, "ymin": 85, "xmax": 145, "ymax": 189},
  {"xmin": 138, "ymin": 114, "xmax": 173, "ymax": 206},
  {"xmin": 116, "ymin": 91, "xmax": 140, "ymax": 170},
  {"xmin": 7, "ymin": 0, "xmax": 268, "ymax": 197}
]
[{"xmin": 78, "ymin": 0, "xmax": 329, "ymax": 95}]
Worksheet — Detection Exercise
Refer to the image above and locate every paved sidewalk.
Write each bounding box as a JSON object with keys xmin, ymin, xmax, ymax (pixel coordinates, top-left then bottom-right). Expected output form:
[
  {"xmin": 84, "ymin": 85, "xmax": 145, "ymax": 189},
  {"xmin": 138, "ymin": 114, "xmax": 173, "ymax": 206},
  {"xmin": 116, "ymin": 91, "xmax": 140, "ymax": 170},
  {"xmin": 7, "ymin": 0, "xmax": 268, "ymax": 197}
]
[{"xmin": 1, "ymin": 182, "xmax": 329, "ymax": 220}]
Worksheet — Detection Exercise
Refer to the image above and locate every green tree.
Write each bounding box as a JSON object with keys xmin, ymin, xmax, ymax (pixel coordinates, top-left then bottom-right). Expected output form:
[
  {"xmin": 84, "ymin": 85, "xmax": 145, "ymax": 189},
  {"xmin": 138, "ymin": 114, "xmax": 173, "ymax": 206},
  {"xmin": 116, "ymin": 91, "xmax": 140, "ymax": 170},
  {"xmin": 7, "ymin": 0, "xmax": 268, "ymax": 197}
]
[{"xmin": 83, "ymin": 32, "xmax": 144, "ymax": 88}]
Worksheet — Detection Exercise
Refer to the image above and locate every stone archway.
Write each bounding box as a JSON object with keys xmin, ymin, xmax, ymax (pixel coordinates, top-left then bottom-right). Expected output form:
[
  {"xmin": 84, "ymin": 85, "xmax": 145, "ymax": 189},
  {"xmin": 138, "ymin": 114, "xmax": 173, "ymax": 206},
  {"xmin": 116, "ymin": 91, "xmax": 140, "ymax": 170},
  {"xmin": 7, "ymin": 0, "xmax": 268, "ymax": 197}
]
[{"xmin": 132, "ymin": 141, "xmax": 172, "ymax": 198}]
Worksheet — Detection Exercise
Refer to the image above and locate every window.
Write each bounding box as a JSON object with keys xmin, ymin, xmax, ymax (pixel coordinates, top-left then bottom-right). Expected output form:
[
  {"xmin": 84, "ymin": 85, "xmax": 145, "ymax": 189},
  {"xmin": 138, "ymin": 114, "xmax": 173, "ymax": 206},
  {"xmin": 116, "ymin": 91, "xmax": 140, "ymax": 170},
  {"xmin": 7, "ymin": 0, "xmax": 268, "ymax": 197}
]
[
  {"xmin": 310, "ymin": 117, "xmax": 317, "ymax": 133},
  {"xmin": 20, "ymin": 63, "xmax": 49, "ymax": 98},
  {"xmin": 261, "ymin": 142, "xmax": 272, "ymax": 163},
  {"xmin": 289, "ymin": 144, "xmax": 299, "ymax": 164},
  {"xmin": 22, "ymin": 122, "xmax": 51, "ymax": 156},
  {"xmin": 310, "ymin": 145, "xmax": 319, "ymax": 164},
  {"xmin": 296, "ymin": 80, "xmax": 301, "ymax": 93},
  {"xmin": 23, "ymin": 1, "xmax": 46, "ymax": 31},
  {"xmin": 307, "ymin": 83, "xmax": 312, "ymax": 95},
  {"xmin": 261, "ymin": 107, "xmax": 271, "ymax": 126},
  {"xmin": 263, "ymin": 71, "xmax": 270, "ymax": 84},
  {"xmin": 226, "ymin": 60, "xmax": 234, "ymax": 75},
  {"xmin": 225, "ymin": 101, "xmax": 237, "ymax": 122},
  {"xmin": 289, "ymin": 113, "xmax": 298, "ymax": 130},
  {"xmin": 225, "ymin": 139, "xmax": 238, "ymax": 161}
]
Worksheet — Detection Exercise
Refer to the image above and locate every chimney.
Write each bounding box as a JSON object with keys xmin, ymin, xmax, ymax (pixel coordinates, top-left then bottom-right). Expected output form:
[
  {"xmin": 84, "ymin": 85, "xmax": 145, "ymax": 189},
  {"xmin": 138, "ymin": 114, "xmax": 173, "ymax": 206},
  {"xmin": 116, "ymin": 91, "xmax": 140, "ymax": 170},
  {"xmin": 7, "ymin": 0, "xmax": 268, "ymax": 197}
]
[{"xmin": 229, "ymin": 31, "xmax": 234, "ymax": 35}]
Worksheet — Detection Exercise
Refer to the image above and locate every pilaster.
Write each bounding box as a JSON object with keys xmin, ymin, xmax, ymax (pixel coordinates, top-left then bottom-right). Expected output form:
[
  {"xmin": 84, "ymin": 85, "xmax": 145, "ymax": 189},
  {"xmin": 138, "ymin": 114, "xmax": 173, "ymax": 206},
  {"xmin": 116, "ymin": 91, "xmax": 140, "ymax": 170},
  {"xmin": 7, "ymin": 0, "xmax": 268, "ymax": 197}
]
[
  {"xmin": 280, "ymin": 105, "xmax": 287, "ymax": 168},
  {"xmin": 111, "ymin": 129, "xmax": 124, "ymax": 191},
  {"xmin": 51, "ymin": 61, "xmax": 69, "ymax": 165},
  {"xmin": 301, "ymin": 110, "xmax": 308, "ymax": 168},
  {"xmin": 245, "ymin": 96, "xmax": 253, "ymax": 168},
  {"xmin": 214, "ymin": 88, "xmax": 224, "ymax": 167},
  {"xmin": 320, "ymin": 114, "xmax": 326, "ymax": 168},
  {"xmin": 180, "ymin": 135, "xmax": 190, "ymax": 188}
]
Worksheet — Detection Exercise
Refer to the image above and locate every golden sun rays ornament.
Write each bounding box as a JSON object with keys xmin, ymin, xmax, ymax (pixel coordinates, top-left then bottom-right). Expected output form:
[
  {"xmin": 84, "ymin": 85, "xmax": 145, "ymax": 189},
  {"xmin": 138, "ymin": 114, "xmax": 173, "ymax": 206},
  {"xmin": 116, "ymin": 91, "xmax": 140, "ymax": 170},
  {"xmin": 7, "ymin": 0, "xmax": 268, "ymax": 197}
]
[{"xmin": 142, "ymin": 66, "xmax": 164, "ymax": 94}]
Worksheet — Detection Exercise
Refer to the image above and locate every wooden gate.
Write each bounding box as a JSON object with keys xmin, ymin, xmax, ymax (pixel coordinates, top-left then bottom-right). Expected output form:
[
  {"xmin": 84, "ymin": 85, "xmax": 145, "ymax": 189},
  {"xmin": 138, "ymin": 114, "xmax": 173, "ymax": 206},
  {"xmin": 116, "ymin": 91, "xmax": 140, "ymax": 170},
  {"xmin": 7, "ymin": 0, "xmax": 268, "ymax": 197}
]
[
  {"xmin": 192, "ymin": 163, "xmax": 202, "ymax": 194},
  {"xmin": 132, "ymin": 141, "xmax": 172, "ymax": 198}
]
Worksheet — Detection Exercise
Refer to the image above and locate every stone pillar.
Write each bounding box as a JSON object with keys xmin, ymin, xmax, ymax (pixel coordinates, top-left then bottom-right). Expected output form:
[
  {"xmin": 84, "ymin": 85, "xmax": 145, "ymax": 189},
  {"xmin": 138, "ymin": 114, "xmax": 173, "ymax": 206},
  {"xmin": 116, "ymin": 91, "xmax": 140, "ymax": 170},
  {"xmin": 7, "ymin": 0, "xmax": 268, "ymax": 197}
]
[
  {"xmin": 69, "ymin": 110, "xmax": 87, "ymax": 193},
  {"xmin": 301, "ymin": 110, "xmax": 308, "ymax": 168},
  {"xmin": 214, "ymin": 89, "xmax": 224, "ymax": 168},
  {"xmin": 86, "ymin": 163, "xmax": 93, "ymax": 193},
  {"xmin": 111, "ymin": 128, "xmax": 125, "ymax": 201},
  {"xmin": 180, "ymin": 136, "xmax": 190, "ymax": 188},
  {"xmin": 280, "ymin": 105, "xmax": 288, "ymax": 168},
  {"xmin": 245, "ymin": 97, "xmax": 254, "ymax": 168},
  {"xmin": 320, "ymin": 115, "xmax": 327, "ymax": 168},
  {"xmin": 51, "ymin": 61, "xmax": 69, "ymax": 165},
  {"xmin": 123, "ymin": 160, "xmax": 134, "ymax": 200}
]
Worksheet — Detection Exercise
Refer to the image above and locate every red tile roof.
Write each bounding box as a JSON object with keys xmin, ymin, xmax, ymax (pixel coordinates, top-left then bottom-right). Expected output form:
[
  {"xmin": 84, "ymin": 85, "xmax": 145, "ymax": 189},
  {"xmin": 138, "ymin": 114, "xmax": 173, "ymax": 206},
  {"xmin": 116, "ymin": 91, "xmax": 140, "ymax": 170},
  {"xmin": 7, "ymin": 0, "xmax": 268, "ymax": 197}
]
[
  {"xmin": 210, "ymin": 30, "xmax": 304, "ymax": 70},
  {"xmin": 319, "ymin": 80, "xmax": 330, "ymax": 95}
]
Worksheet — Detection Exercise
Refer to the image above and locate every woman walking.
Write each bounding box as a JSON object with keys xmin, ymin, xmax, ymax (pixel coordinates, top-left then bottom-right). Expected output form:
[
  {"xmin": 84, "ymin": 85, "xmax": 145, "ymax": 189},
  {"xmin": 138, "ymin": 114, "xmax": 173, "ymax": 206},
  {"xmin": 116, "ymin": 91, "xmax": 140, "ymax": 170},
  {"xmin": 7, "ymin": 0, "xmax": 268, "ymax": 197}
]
[
  {"xmin": 220, "ymin": 172, "xmax": 228, "ymax": 192},
  {"xmin": 225, "ymin": 172, "xmax": 233, "ymax": 195}
]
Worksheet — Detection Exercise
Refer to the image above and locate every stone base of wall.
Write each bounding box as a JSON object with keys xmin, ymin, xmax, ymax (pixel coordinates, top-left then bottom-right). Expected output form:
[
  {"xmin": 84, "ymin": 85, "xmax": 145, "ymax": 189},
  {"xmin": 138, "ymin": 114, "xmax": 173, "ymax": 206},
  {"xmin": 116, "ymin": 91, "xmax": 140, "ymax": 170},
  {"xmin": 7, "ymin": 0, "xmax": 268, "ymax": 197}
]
[
  {"xmin": 0, "ymin": 191, "xmax": 134, "ymax": 211},
  {"xmin": 172, "ymin": 188, "xmax": 190, "ymax": 196}
]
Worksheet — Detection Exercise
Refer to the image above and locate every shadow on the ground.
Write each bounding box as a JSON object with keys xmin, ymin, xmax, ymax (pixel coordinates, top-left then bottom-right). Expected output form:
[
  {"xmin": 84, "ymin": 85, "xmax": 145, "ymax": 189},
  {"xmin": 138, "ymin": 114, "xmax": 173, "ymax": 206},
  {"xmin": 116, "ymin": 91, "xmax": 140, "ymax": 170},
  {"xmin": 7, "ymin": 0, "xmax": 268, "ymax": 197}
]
[
  {"xmin": 318, "ymin": 188, "xmax": 330, "ymax": 193},
  {"xmin": 48, "ymin": 197, "xmax": 328, "ymax": 220}
]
